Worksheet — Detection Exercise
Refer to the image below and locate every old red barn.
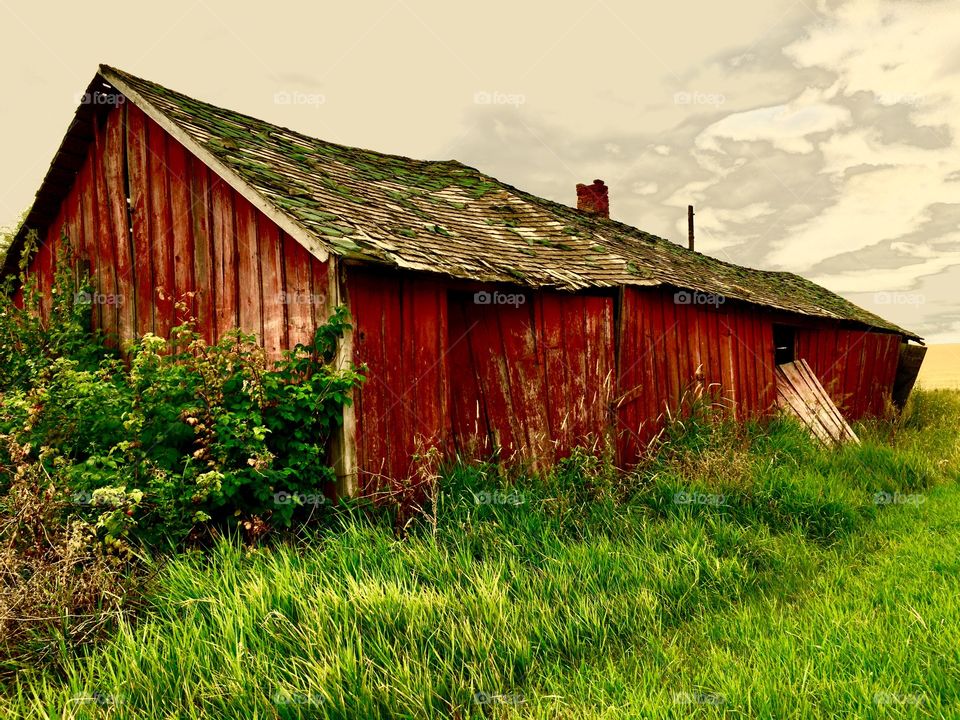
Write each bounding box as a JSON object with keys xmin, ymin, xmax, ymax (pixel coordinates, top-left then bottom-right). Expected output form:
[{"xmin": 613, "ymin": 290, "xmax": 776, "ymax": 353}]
[{"xmin": 4, "ymin": 66, "xmax": 925, "ymax": 496}]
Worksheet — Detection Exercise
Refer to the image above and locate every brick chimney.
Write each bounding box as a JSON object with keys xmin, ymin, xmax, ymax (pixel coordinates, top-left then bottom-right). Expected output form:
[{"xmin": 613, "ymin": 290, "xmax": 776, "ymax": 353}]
[{"xmin": 576, "ymin": 179, "xmax": 609, "ymax": 218}]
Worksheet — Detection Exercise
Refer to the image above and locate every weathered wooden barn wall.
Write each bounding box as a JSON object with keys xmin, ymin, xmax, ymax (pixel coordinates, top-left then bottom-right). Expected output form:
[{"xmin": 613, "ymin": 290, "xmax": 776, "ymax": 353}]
[
  {"xmin": 346, "ymin": 268, "xmax": 449, "ymax": 495},
  {"xmin": 615, "ymin": 287, "xmax": 777, "ymax": 465},
  {"xmin": 446, "ymin": 288, "xmax": 615, "ymax": 469},
  {"xmin": 794, "ymin": 326, "xmax": 901, "ymax": 420},
  {"xmin": 17, "ymin": 99, "xmax": 906, "ymax": 491},
  {"xmin": 23, "ymin": 103, "xmax": 330, "ymax": 357}
]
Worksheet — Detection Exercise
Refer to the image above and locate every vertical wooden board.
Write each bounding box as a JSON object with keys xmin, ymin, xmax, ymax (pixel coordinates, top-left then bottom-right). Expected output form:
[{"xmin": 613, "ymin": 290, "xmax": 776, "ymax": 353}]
[
  {"xmin": 433, "ymin": 281, "xmax": 453, "ymax": 457},
  {"xmin": 146, "ymin": 119, "xmax": 174, "ymax": 339},
  {"xmin": 540, "ymin": 293, "xmax": 569, "ymax": 454},
  {"xmin": 843, "ymin": 330, "xmax": 867, "ymax": 419},
  {"xmin": 705, "ymin": 300, "xmax": 723, "ymax": 403},
  {"xmin": 817, "ymin": 328, "xmax": 837, "ymax": 400},
  {"xmin": 688, "ymin": 304, "xmax": 706, "ymax": 393},
  {"xmin": 126, "ymin": 104, "xmax": 154, "ymax": 337},
  {"xmin": 77, "ymin": 160, "xmax": 102, "ymax": 331},
  {"xmin": 730, "ymin": 312, "xmax": 746, "ymax": 419},
  {"xmin": 719, "ymin": 310, "xmax": 737, "ymax": 417},
  {"xmin": 256, "ymin": 213, "xmax": 287, "ymax": 359},
  {"xmin": 614, "ymin": 289, "xmax": 635, "ymax": 464},
  {"xmin": 584, "ymin": 294, "xmax": 614, "ymax": 449},
  {"xmin": 234, "ymin": 196, "xmax": 262, "ymax": 342},
  {"xmin": 880, "ymin": 334, "xmax": 901, "ymax": 409},
  {"xmin": 736, "ymin": 312, "xmax": 754, "ymax": 419},
  {"xmin": 742, "ymin": 312, "xmax": 760, "ymax": 417},
  {"xmin": 66, "ymin": 189, "xmax": 88, "ymax": 326},
  {"xmin": 447, "ymin": 293, "xmax": 491, "ymax": 460},
  {"xmin": 189, "ymin": 162, "xmax": 216, "ymax": 344},
  {"xmin": 474, "ymin": 306, "xmax": 516, "ymax": 460},
  {"xmin": 35, "ymin": 236, "xmax": 53, "ymax": 323},
  {"xmin": 659, "ymin": 290, "xmax": 681, "ymax": 417},
  {"xmin": 347, "ymin": 272, "xmax": 388, "ymax": 487},
  {"xmin": 309, "ymin": 254, "xmax": 330, "ymax": 332},
  {"xmin": 91, "ymin": 121, "xmax": 119, "ymax": 341},
  {"xmin": 670, "ymin": 298, "xmax": 690, "ymax": 411},
  {"xmin": 105, "ymin": 106, "xmax": 136, "ymax": 346},
  {"xmin": 383, "ymin": 278, "xmax": 407, "ymax": 478},
  {"xmin": 645, "ymin": 290, "xmax": 668, "ymax": 425},
  {"xmin": 492, "ymin": 302, "xmax": 535, "ymax": 461},
  {"xmin": 211, "ymin": 178, "xmax": 238, "ymax": 340},
  {"xmin": 281, "ymin": 232, "xmax": 312, "ymax": 348},
  {"xmin": 409, "ymin": 280, "xmax": 446, "ymax": 455},
  {"xmin": 758, "ymin": 317, "xmax": 777, "ymax": 412},
  {"xmin": 564, "ymin": 295, "xmax": 589, "ymax": 448},
  {"xmin": 165, "ymin": 136, "xmax": 196, "ymax": 328}
]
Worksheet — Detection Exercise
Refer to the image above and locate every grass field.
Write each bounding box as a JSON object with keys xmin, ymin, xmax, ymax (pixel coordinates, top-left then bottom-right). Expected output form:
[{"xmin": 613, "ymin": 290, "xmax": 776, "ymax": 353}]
[
  {"xmin": 3, "ymin": 390, "xmax": 960, "ymax": 719},
  {"xmin": 917, "ymin": 344, "xmax": 960, "ymax": 390}
]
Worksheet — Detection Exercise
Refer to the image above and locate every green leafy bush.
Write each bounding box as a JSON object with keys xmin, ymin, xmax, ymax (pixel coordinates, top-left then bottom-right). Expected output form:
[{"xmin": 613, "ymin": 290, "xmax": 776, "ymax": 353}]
[{"xmin": 0, "ymin": 233, "xmax": 363, "ymax": 548}]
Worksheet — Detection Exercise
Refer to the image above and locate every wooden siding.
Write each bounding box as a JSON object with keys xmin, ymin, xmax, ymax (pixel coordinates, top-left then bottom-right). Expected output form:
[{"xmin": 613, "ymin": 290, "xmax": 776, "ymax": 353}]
[
  {"xmin": 22, "ymin": 103, "xmax": 329, "ymax": 356},
  {"xmin": 347, "ymin": 269, "xmax": 449, "ymax": 494},
  {"xmin": 446, "ymin": 289, "xmax": 615, "ymax": 468},
  {"xmin": 16, "ymin": 102, "xmax": 906, "ymax": 493},
  {"xmin": 795, "ymin": 327, "xmax": 901, "ymax": 419},
  {"xmin": 615, "ymin": 287, "xmax": 776, "ymax": 465}
]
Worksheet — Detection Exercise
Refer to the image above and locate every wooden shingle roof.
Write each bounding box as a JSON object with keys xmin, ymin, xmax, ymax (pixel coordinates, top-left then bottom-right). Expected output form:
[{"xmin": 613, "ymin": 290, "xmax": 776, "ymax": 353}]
[{"xmin": 5, "ymin": 65, "xmax": 921, "ymax": 340}]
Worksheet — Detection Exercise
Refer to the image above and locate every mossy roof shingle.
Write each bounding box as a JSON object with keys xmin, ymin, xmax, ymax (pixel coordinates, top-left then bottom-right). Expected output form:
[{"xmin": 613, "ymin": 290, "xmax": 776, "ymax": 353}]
[{"xmin": 10, "ymin": 65, "xmax": 922, "ymax": 340}]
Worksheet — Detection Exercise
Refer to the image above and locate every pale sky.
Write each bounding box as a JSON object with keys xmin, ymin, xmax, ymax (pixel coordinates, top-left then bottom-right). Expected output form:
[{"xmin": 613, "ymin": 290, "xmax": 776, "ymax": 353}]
[{"xmin": 1, "ymin": 0, "xmax": 957, "ymax": 342}]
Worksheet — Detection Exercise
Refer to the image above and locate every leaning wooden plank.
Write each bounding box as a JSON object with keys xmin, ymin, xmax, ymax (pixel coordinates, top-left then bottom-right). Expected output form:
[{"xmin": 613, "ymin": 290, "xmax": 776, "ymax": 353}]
[
  {"xmin": 776, "ymin": 361, "xmax": 858, "ymax": 444},
  {"xmin": 782, "ymin": 361, "xmax": 849, "ymax": 444},
  {"xmin": 775, "ymin": 376, "xmax": 833, "ymax": 445},
  {"xmin": 790, "ymin": 360, "xmax": 846, "ymax": 441},
  {"xmin": 799, "ymin": 359, "xmax": 858, "ymax": 441}
]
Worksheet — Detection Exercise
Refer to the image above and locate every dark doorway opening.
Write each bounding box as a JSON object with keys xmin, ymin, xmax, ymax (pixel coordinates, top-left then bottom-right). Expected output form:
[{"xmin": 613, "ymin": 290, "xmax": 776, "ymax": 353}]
[{"xmin": 773, "ymin": 324, "xmax": 796, "ymax": 365}]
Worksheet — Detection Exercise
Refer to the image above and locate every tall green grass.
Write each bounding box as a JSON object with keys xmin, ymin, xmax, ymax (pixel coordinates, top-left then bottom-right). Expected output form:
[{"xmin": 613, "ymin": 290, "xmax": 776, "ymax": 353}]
[{"xmin": 4, "ymin": 390, "xmax": 959, "ymax": 719}]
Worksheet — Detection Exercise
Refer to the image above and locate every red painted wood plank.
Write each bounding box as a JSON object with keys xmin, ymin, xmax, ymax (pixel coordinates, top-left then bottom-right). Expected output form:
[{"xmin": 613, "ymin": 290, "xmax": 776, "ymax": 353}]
[
  {"xmin": 281, "ymin": 232, "xmax": 313, "ymax": 349},
  {"xmin": 126, "ymin": 104, "xmax": 154, "ymax": 337},
  {"xmin": 77, "ymin": 159, "xmax": 101, "ymax": 331},
  {"xmin": 165, "ymin": 136, "xmax": 196, "ymax": 329},
  {"xmin": 256, "ymin": 212, "xmax": 287, "ymax": 359},
  {"xmin": 234, "ymin": 196, "xmax": 262, "ymax": 341},
  {"xmin": 661, "ymin": 290, "xmax": 682, "ymax": 416},
  {"xmin": 188, "ymin": 162, "xmax": 216, "ymax": 344},
  {"xmin": 146, "ymin": 119, "xmax": 174, "ymax": 339},
  {"xmin": 92, "ymin": 115, "xmax": 120, "ymax": 344},
  {"xmin": 211, "ymin": 177, "xmax": 238, "ymax": 341},
  {"xmin": 104, "ymin": 107, "xmax": 135, "ymax": 345}
]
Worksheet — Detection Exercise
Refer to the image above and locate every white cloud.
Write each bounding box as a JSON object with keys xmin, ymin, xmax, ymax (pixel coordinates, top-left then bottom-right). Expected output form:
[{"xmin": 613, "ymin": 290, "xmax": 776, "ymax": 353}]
[{"xmin": 695, "ymin": 96, "xmax": 851, "ymax": 154}]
